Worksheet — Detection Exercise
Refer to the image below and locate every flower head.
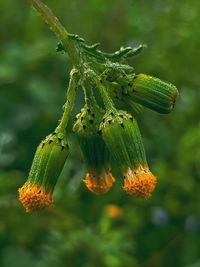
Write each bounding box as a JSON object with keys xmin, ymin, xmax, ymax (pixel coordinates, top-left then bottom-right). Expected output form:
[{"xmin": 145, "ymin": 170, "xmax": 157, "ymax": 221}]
[
  {"xmin": 84, "ymin": 171, "xmax": 115, "ymax": 194},
  {"xmin": 73, "ymin": 103, "xmax": 115, "ymax": 194},
  {"xmin": 18, "ymin": 183, "xmax": 52, "ymax": 212},
  {"xmin": 18, "ymin": 132, "xmax": 69, "ymax": 212},
  {"xmin": 123, "ymin": 165, "xmax": 156, "ymax": 199}
]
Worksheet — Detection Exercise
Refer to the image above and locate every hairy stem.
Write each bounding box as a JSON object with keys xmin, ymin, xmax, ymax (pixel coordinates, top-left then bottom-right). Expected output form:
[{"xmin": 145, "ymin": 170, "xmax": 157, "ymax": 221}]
[
  {"xmin": 28, "ymin": 0, "xmax": 80, "ymax": 66},
  {"xmin": 56, "ymin": 69, "xmax": 79, "ymax": 133},
  {"xmin": 91, "ymin": 74, "xmax": 116, "ymax": 112}
]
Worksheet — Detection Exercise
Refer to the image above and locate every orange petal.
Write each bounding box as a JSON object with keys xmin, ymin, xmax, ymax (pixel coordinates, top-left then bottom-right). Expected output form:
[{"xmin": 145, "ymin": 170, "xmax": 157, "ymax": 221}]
[
  {"xmin": 18, "ymin": 182, "xmax": 52, "ymax": 212},
  {"xmin": 123, "ymin": 165, "xmax": 156, "ymax": 199},
  {"xmin": 84, "ymin": 171, "xmax": 115, "ymax": 195}
]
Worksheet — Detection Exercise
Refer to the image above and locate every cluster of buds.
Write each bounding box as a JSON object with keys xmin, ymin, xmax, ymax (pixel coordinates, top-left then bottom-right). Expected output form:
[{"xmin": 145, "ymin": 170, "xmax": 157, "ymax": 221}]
[{"xmin": 18, "ymin": 42, "xmax": 178, "ymax": 212}]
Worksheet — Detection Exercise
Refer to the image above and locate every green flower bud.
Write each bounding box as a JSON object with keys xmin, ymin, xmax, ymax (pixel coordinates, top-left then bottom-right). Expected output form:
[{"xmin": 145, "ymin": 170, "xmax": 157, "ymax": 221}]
[
  {"xmin": 100, "ymin": 111, "xmax": 156, "ymax": 199},
  {"xmin": 18, "ymin": 132, "xmax": 69, "ymax": 212},
  {"xmin": 73, "ymin": 104, "xmax": 115, "ymax": 194},
  {"xmin": 107, "ymin": 81, "xmax": 143, "ymax": 116},
  {"xmin": 127, "ymin": 74, "xmax": 178, "ymax": 114}
]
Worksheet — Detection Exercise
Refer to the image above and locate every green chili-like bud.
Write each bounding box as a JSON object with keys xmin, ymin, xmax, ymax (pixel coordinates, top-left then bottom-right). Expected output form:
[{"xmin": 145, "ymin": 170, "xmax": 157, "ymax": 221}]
[
  {"xmin": 107, "ymin": 81, "xmax": 143, "ymax": 116},
  {"xmin": 100, "ymin": 111, "xmax": 156, "ymax": 199},
  {"xmin": 127, "ymin": 74, "xmax": 179, "ymax": 114},
  {"xmin": 18, "ymin": 132, "xmax": 69, "ymax": 212},
  {"xmin": 73, "ymin": 104, "xmax": 115, "ymax": 194}
]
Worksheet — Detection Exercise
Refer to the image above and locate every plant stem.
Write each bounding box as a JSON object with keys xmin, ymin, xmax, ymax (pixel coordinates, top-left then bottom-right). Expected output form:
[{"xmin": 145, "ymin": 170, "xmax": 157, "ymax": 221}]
[
  {"xmin": 28, "ymin": 0, "xmax": 80, "ymax": 67},
  {"xmin": 91, "ymin": 74, "xmax": 116, "ymax": 112},
  {"xmin": 56, "ymin": 69, "xmax": 79, "ymax": 133}
]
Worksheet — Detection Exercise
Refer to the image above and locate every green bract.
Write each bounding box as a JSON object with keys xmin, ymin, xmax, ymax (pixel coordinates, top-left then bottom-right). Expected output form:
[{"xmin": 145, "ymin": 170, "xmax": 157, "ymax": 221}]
[
  {"xmin": 100, "ymin": 111, "xmax": 146, "ymax": 174},
  {"xmin": 28, "ymin": 132, "xmax": 69, "ymax": 192},
  {"xmin": 19, "ymin": 132, "xmax": 69, "ymax": 211},
  {"xmin": 73, "ymin": 102, "xmax": 115, "ymax": 194},
  {"xmin": 73, "ymin": 104, "xmax": 109, "ymax": 174}
]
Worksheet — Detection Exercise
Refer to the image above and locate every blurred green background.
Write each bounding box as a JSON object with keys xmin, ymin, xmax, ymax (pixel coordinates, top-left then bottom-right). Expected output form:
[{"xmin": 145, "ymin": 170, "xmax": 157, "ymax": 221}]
[{"xmin": 0, "ymin": 0, "xmax": 200, "ymax": 266}]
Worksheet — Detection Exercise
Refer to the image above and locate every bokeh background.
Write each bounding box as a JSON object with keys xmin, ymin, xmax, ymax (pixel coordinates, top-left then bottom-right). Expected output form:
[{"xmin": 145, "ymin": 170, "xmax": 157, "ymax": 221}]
[{"xmin": 0, "ymin": 0, "xmax": 200, "ymax": 266}]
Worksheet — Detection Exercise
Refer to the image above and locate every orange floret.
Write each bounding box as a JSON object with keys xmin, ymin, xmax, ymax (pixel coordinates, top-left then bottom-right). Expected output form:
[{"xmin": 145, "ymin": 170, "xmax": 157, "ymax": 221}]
[
  {"xmin": 105, "ymin": 204, "xmax": 122, "ymax": 218},
  {"xmin": 84, "ymin": 171, "xmax": 115, "ymax": 195},
  {"xmin": 123, "ymin": 165, "xmax": 156, "ymax": 199},
  {"xmin": 18, "ymin": 182, "xmax": 52, "ymax": 212}
]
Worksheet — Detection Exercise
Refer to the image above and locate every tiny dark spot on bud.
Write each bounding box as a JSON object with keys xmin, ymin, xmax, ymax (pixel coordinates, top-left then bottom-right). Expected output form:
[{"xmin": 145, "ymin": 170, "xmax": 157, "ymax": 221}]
[
  {"xmin": 48, "ymin": 140, "xmax": 53, "ymax": 144},
  {"xmin": 100, "ymin": 79, "xmax": 103, "ymax": 84},
  {"xmin": 120, "ymin": 123, "xmax": 125, "ymax": 128},
  {"xmin": 87, "ymin": 108, "xmax": 91, "ymax": 113},
  {"xmin": 108, "ymin": 119, "xmax": 112, "ymax": 124},
  {"xmin": 110, "ymin": 112, "xmax": 114, "ymax": 116},
  {"xmin": 83, "ymin": 125, "xmax": 86, "ymax": 129},
  {"xmin": 81, "ymin": 117, "xmax": 84, "ymax": 121},
  {"xmin": 61, "ymin": 146, "xmax": 65, "ymax": 151},
  {"xmin": 119, "ymin": 114, "xmax": 124, "ymax": 118},
  {"xmin": 89, "ymin": 119, "xmax": 94, "ymax": 124},
  {"xmin": 132, "ymin": 89, "xmax": 136, "ymax": 93},
  {"xmin": 128, "ymin": 83, "xmax": 132, "ymax": 87},
  {"xmin": 130, "ymin": 117, "xmax": 134, "ymax": 122},
  {"xmin": 103, "ymin": 118, "xmax": 105, "ymax": 123},
  {"xmin": 91, "ymin": 113, "xmax": 95, "ymax": 117},
  {"xmin": 172, "ymin": 99, "xmax": 176, "ymax": 108},
  {"xmin": 133, "ymin": 75, "xmax": 137, "ymax": 79},
  {"xmin": 42, "ymin": 143, "xmax": 45, "ymax": 148},
  {"xmin": 97, "ymin": 130, "xmax": 102, "ymax": 135}
]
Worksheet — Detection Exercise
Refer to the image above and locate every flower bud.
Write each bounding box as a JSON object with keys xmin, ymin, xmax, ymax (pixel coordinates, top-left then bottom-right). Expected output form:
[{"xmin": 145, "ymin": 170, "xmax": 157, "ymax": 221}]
[
  {"xmin": 73, "ymin": 104, "xmax": 115, "ymax": 194},
  {"xmin": 18, "ymin": 132, "xmax": 69, "ymax": 212},
  {"xmin": 100, "ymin": 110, "xmax": 156, "ymax": 198},
  {"xmin": 127, "ymin": 74, "xmax": 178, "ymax": 114},
  {"xmin": 107, "ymin": 81, "xmax": 143, "ymax": 116},
  {"xmin": 123, "ymin": 165, "xmax": 156, "ymax": 199}
]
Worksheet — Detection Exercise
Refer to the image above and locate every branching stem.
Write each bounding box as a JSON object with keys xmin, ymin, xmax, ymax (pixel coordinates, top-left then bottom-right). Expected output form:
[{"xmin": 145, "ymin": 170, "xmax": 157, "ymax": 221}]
[{"xmin": 56, "ymin": 69, "xmax": 79, "ymax": 133}]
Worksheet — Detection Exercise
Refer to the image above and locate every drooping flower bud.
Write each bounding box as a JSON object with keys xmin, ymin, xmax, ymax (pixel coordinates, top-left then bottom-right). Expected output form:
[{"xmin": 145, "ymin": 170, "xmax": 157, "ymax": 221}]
[
  {"xmin": 126, "ymin": 74, "xmax": 178, "ymax": 114},
  {"xmin": 107, "ymin": 81, "xmax": 143, "ymax": 116},
  {"xmin": 100, "ymin": 110, "xmax": 156, "ymax": 199},
  {"xmin": 18, "ymin": 132, "xmax": 69, "ymax": 212},
  {"xmin": 73, "ymin": 104, "xmax": 115, "ymax": 194}
]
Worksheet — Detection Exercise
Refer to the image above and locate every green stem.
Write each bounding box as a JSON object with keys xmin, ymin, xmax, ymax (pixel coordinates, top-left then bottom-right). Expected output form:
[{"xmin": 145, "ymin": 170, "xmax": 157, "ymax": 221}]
[
  {"xmin": 28, "ymin": 0, "xmax": 80, "ymax": 67},
  {"xmin": 90, "ymin": 72, "xmax": 116, "ymax": 112},
  {"xmin": 56, "ymin": 69, "xmax": 79, "ymax": 133}
]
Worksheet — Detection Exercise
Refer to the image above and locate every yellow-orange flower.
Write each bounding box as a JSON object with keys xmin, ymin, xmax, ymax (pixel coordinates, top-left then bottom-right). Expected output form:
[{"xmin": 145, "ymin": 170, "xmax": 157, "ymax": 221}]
[
  {"xmin": 18, "ymin": 182, "xmax": 52, "ymax": 212},
  {"xmin": 84, "ymin": 171, "xmax": 115, "ymax": 195},
  {"xmin": 123, "ymin": 165, "xmax": 156, "ymax": 199},
  {"xmin": 105, "ymin": 204, "xmax": 122, "ymax": 218}
]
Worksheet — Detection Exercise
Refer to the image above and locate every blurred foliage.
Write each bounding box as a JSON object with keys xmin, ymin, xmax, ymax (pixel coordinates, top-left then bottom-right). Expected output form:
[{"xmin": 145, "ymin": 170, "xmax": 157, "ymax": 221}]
[{"xmin": 0, "ymin": 0, "xmax": 200, "ymax": 266}]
